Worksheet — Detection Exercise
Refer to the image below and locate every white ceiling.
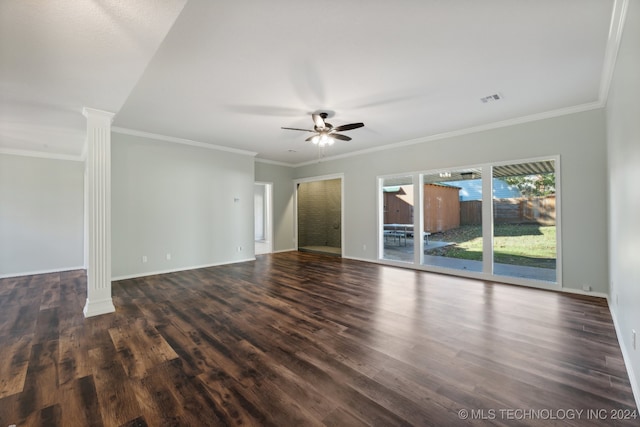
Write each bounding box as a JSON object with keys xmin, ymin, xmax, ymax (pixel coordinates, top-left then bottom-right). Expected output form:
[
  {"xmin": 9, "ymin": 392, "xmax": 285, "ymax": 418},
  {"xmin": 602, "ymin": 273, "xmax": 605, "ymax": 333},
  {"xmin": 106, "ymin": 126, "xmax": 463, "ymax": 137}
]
[{"xmin": 0, "ymin": 1, "xmax": 625, "ymax": 165}]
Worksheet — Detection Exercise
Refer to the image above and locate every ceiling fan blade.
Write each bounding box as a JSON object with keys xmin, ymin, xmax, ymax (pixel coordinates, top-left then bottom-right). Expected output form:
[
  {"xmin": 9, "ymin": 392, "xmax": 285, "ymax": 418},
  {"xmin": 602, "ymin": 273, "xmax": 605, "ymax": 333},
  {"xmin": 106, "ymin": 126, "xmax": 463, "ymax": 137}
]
[
  {"xmin": 312, "ymin": 113, "xmax": 325, "ymax": 129},
  {"xmin": 305, "ymin": 134, "xmax": 320, "ymax": 142},
  {"xmin": 332, "ymin": 122, "xmax": 364, "ymax": 132},
  {"xmin": 331, "ymin": 133, "xmax": 352, "ymax": 141},
  {"xmin": 281, "ymin": 127, "xmax": 315, "ymax": 132}
]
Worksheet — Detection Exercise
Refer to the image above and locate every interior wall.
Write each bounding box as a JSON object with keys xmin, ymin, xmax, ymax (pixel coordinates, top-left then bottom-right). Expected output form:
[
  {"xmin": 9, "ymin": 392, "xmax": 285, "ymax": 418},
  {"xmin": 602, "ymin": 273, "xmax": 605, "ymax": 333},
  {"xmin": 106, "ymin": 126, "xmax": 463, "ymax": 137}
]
[
  {"xmin": 254, "ymin": 161, "xmax": 295, "ymax": 252},
  {"xmin": 607, "ymin": 0, "xmax": 640, "ymax": 405},
  {"xmin": 298, "ymin": 179, "xmax": 341, "ymax": 249},
  {"xmin": 0, "ymin": 154, "xmax": 84, "ymax": 277},
  {"xmin": 293, "ymin": 108, "xmax": 608, "ymax": 293},
  {"xmin": 111, "ymin": 133, "xmax": 255, "ymax": 278}
]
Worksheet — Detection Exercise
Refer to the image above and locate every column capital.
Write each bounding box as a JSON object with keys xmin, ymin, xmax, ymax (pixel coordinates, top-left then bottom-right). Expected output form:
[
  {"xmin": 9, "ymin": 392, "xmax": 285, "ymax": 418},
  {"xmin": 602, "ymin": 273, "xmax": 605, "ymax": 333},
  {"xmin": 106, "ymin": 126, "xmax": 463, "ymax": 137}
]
[{"xmin": 82, "ymin": 107, "xmax": 115, "ymax": 121}]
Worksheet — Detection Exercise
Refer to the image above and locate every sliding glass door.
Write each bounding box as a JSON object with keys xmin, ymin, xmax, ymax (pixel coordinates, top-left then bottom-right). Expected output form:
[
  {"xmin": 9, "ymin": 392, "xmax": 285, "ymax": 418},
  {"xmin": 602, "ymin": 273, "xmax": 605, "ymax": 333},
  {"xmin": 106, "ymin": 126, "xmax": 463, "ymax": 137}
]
[
  {"xmin": 421, "ymin": 169, "xmax": 483, "ymax": 273},
  {"xmin": 378, "ymin": 157, "xmax": 560, "ymax": 286},
  {"xmin": 381, "ymin": 176, "xmax": 414, "ymax": 263},
  {"xmin": 492, "ymin": 160, "xmax": 557, "ymax": 282}
]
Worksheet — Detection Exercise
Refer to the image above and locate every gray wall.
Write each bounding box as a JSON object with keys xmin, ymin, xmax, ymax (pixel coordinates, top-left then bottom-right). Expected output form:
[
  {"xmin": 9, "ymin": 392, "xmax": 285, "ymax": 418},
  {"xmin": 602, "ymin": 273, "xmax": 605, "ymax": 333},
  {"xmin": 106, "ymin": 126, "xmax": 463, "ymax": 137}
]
[
  {"xmin": 298, "ymin": 179, "xmax": 341, "ymax": 248},
  {"xmin": 293, "ymin": 108, "xmax": 608, "ymax": 293},
  {"xmin": 0, "ymin": 154, "xmax": 84, "ymax": 277},
  {"xmin": 111, "ymin": 133, "xmax": 255, "ymax": 278},
  {"xmin": 607, "ymin": 0, "xmax": 640, "ymax": 404},
  {"xmin": 254, "ymin": 161, "xmax": 295, "ymax": 252}
]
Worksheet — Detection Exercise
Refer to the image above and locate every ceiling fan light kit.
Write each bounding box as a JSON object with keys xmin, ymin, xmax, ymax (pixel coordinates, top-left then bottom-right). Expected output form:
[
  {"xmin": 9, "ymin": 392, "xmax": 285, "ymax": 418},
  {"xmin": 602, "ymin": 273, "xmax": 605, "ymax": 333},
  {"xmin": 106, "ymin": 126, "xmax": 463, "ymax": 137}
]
[
  {"xmin": 282, "ymin": 112, "xmax": 364, "ymax": 148},
  {"xmin": 309, "ymin": 134, "xmax": 335, "ymax": 146}
]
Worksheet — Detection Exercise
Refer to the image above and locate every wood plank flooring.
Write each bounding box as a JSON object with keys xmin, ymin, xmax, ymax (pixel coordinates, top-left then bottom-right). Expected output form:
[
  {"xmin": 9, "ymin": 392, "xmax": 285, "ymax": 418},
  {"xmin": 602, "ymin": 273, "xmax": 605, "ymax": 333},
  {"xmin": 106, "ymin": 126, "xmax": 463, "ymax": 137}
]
[{"xmin": 0, "ymin": 251, "xmax": 638, "ymax": 426}]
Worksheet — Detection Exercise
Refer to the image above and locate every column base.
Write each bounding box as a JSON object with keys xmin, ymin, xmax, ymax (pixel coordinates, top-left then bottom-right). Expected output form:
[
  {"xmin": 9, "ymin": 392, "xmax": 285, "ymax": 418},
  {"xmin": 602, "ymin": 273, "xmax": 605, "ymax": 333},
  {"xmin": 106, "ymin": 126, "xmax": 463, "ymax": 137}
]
[{"xmin": 83, "ymin": 297, "xmax": 115, "ymax": 318}]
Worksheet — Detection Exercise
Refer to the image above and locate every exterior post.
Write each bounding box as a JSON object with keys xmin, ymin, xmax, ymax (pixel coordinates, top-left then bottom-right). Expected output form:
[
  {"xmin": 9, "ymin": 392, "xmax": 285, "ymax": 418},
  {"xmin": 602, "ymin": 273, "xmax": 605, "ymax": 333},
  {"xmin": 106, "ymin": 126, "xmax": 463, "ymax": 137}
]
[{"xmin": 83, "ymin": 107, "xmax": 116, "ymax": 317}]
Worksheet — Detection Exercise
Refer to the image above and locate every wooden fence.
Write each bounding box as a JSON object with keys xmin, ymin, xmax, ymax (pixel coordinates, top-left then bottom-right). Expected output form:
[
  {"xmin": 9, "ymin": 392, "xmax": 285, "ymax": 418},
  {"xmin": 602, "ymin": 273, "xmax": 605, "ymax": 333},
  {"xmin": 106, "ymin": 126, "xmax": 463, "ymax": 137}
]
[
  {"xmin": 423, "ymin": 184, "xmax": 460, "ymax": 232},
  {"xmin": 460, "ymin": 195, "xmax": 556, "ymax": 225},
  {"xmin": 383, "ymin": 184, "xmax": 461, "ymax": 232}
]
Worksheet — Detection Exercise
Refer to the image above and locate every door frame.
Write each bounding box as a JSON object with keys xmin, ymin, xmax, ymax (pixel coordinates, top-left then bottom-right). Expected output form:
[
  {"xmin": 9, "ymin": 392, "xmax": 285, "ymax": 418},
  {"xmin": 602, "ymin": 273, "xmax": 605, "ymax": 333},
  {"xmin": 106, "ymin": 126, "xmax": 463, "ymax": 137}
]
[
  {"xmin": 254, "ymin": 181, "xmax": 273, "ymax": 255},
  {"xmin": 293, "ymin": 173, "xmax": 345, "ymax": 256}
]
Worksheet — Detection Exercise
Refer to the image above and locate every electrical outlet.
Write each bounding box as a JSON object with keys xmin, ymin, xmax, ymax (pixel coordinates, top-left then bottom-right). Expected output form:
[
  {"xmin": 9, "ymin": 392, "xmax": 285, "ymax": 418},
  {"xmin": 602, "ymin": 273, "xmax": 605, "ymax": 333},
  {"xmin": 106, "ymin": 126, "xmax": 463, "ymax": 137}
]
[
  {"xmin": 142, "ymin": 255, "xmax": 148, "ymax": 263},
  {"xmin": 166, "ymin": 253, "xmax": 171, "ymax": 261},
  {"xmin": 633, "ymin": 330, "xmax": 637, "ymax": 350},
  {"xmin": 582, "ymin": 284, "xmax": 591, "ymax": 292},
  {"xmin": 237, "ymin": 246, "xmax": 242, "ymax": 252},
  {"xmin": 363, "ymin": 244, "xmax": 367, "ymax": 251}
]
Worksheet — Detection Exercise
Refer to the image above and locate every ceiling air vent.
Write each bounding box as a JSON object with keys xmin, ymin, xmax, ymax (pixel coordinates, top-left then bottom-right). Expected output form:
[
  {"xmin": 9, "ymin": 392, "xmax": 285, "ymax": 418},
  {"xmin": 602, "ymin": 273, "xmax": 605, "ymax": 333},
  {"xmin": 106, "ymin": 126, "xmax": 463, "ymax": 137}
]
[{"xmin": 480, "ymin": 93, "xmax": 502, "ymax": 103}]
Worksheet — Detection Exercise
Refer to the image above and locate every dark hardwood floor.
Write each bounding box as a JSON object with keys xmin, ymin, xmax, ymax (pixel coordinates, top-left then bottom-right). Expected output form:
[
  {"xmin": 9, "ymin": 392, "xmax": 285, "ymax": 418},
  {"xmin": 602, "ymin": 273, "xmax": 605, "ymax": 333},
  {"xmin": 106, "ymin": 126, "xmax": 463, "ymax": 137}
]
[{"xmin": 0, "ymin": 251, "xmax": 638, "ymax": 426}]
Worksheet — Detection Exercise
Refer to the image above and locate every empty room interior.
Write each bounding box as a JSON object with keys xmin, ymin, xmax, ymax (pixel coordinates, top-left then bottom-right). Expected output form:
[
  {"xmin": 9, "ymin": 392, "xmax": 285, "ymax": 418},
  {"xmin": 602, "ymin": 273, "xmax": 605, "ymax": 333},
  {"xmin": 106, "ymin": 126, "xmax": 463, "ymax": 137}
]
[{"xmin": 1, "ymin": 1, "xmax": 640, "ymax": 426}]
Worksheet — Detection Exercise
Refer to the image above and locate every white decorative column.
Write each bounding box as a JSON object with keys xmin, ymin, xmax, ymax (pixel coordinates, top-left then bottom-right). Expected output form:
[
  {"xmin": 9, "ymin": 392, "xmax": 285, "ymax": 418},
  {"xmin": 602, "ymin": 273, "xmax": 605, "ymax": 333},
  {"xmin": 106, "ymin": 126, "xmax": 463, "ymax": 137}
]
[{"xmin": 83, "ymin": 107, "xmax": 116, "ymax": 317}]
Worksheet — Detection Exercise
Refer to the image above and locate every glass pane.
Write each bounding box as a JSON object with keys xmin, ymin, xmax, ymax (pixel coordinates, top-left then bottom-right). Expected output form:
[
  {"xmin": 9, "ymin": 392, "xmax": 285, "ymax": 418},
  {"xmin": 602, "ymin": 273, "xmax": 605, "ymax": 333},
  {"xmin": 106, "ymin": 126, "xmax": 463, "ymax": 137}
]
[
  {"xmin": 421, "ymin": 169, "xmax": 483, "ymax": 272},
  {"xmin": 381, "ymin": 176, "xmax": 414, "ymax": 262},
  {"xmin": 492, "ymin": 160, "xmax": 557, "ymax": 282}
]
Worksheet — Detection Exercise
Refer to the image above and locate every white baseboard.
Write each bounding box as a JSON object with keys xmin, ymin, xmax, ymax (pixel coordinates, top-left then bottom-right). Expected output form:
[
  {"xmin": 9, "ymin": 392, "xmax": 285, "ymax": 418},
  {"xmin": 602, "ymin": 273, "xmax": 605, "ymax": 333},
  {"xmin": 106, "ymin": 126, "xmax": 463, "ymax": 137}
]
[
  {"xmin": 111, "ymin": 257, "xmax": 256, "ymax": 281},
  {"xmin": 272, "ymin": 248, "xmax": 296, "ymax": 254},
  {"xmin": 0, "ymin": 266, "xmax": 85, "ymax": 279},
  {"xmin": 342, "ymin": 255, "xmax": 371, "ymax": 263},
  {"xmin": 609, "ymin": 301, "xmax": 640, "ymax": 411},
  {"xmin": 344, "ymin": 256, "xmax": 608, "ymax": 299},
  {"xmin": 557, "ymin": 286, "xmax": 608, "ymax": 300}
]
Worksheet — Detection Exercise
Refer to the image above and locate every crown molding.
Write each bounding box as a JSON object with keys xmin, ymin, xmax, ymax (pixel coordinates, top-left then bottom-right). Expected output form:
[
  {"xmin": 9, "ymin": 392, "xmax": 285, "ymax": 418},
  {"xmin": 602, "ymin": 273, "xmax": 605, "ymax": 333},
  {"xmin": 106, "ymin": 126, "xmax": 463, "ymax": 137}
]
[
  {"xmin": 254, "ymin": 157, "xmax": 294, "ymax": 167},
  {"xmin": 599, "ymin": 0, "xmax": 629, "ymax": 104},
  {"xmin": 293, "ymin": 101, "xmax": 603, "ymax": 168},
  {"xmin": 111, "ymin": 127, "xmax": 258, "ymax": 157},
  {"xmin": 0, "ymin": 148, "xmax": 84, "ymax": 162}
]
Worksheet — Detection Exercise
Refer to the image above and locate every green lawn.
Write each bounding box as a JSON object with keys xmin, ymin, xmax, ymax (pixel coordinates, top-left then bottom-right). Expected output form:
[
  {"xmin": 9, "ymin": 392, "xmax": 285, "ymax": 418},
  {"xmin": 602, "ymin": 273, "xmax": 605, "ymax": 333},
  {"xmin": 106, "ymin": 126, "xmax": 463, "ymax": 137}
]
[{"xmin": 429, "ymin": 224, "xmax": 556, "ymax": 269}]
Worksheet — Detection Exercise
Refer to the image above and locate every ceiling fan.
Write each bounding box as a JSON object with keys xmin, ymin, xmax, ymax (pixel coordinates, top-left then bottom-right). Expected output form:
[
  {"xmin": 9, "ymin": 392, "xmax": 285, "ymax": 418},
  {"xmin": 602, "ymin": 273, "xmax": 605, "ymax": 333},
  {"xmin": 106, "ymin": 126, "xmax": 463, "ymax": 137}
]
[{"xmin": 281, "ymin": 112, "xmax": 364, "ymax": 146}]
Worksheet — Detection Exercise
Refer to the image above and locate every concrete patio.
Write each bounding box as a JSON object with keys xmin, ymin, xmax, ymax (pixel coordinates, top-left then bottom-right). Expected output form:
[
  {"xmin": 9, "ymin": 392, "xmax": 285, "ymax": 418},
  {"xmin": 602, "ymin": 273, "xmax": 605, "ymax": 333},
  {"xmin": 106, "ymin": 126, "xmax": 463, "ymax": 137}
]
[{"xmin": 382, "ymin": 237, "xmax": 557, "ymax": 283}]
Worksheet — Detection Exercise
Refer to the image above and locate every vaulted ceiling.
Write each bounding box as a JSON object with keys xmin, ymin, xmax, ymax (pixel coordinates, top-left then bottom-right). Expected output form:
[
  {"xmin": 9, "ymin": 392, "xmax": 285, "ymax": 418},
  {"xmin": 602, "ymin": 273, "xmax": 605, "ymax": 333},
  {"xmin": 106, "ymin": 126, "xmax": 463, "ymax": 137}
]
[{"xmin": 0, "ymin": 1, "xmax": 626, "ymax": 165}]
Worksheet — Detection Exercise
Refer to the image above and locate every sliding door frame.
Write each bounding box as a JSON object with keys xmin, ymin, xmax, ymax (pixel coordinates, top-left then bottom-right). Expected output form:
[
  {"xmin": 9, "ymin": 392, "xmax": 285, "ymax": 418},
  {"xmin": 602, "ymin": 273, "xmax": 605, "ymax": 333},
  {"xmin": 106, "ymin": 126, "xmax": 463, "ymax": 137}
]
[
  {"xmin": 293, "ymin": 173, "xmax": 345, "ymax": 257},
  {"xmin": 377, "ymin": 155, "xmax": 562, "ymax": 291}
]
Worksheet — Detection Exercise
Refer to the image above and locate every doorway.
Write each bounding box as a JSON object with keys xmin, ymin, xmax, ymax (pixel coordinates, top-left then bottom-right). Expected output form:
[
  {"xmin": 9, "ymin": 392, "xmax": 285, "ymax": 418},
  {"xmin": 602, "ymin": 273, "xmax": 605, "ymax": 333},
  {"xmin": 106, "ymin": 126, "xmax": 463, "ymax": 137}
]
[
  {"xmin": 254, "ymin": 182, "xmax": 273, "ymax": 255},
  {"xmin": 295, "ymin": 175, "xmax": 343, "ymax": 256}
]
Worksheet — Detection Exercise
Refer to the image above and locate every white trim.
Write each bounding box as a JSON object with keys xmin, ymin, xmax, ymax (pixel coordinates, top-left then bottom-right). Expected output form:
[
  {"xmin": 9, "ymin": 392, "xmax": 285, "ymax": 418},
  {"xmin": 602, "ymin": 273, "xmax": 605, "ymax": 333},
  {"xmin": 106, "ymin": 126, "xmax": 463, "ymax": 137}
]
[
  {"xmin": 555, "ymin": 156, "xmax": 564, "ymax": 290},
  {"xmin": 555, "ymin": 286, "xmax": 608, "ymax": 300},
  {"xmin": 273, "ymin": 248, "xmax": 296, "ymax": 254},
  {"xmin": 0, "ymin": 148, "xmax": 83, "ymax": 162},
  {"xmin": 83, "ymin": 297, "xmax": 115, "ymax": 317},
  {"xmin": 342, "ymin": 255, "xmax": 371, "ymax": 263},
  {"xmin": 0, "ymin": 266, "xmax": 85, "ymax": 279},
  {"xmin": 255, "ymin": 158, "xmax": 294, "ymax": 167},
  {"xmin": 377, "ymin": 155, "xmax": 563, "ymax": 290},
  {"xmin": 82, "ymin": 107, "xmax": 114, "ymax": 121},
  {"xmin": 112, "ymin": 127, "xmax": 258, "ymax": 157},
  {"xmin": 609, "ymin": 303, "xmax": 640, "ymax": 411},
  {"xmin": 345, "ymin": 255, "xmax": 604, "ymax": 299},
  {"xmin": 0, "ymin": 99, "xmax": 609, "ymax": 168},
  {"xmin": 293, "ymin": 173, "xmax": 345, "ymax": 184},
  {"xmin": 293, "ymin": 102, "xmax": 602, "ymax": 167},
  {"xmin": 376, "ymin": 177, "xmax": 384, "ymax": 260},
  {"xmin": 254, "ymin": 182, "xmax": 274, "ymax": 255},
  {"xmin": 111, "ymin": 257, "xmax": 256, "ymax": 281},
  {"xmin": 600, "ymin": 0, "xmax": 630, "ymax": 104}
]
